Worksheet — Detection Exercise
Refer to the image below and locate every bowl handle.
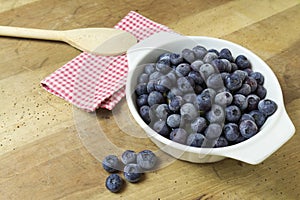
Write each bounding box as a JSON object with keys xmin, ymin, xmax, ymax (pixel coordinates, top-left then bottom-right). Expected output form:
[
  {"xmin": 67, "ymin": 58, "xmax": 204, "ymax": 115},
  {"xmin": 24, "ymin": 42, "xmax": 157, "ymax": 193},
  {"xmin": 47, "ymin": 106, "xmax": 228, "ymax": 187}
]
[{"xmin": 222, "ymin": 108, "xmax": 295, "ymax": 165}]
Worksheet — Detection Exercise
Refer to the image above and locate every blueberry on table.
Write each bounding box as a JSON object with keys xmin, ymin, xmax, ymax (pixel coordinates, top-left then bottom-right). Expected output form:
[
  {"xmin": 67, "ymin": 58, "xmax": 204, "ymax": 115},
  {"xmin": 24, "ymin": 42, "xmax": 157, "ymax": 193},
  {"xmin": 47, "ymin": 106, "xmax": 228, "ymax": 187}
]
[
  {"xmin": 186, "ymin": 133, "xmax": 205, "ymax": 147},
  {"xmin": 102, "ymin": 155, "xmax": 120, "ymax": 173},
  {"xmin": 105, "ymin": 174, "xmax": 123, "ymax": 193},
  {"xmin": 223, "ymin": 123, "xmax": 240, "ymax": 142},
  {"xmin": 239, "ymin": 119, "xmax": 258, "ymax": 139},
  {"xmin": 258, "ymin": 99, "xmax": 278, "ymax": 116},
  {"xmin": 170, "ymin": 128, "xmax": 188, "ymax": 144},
  {"xmin": 121, "ymin": 150, "xmax": 137, "ymax": 165},
  {"xmin": 137, "ymin": 150, "xmax": 157, "ymax": 170},
  {"xmin": 124, "ymin": 163, "xmax": 143, "ymax": 183}
]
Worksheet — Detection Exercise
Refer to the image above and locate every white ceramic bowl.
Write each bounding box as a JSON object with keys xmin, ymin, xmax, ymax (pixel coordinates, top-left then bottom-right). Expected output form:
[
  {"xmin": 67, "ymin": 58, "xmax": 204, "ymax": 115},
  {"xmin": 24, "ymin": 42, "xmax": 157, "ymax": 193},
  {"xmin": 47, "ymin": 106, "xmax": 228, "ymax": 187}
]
[{"xmin": 125, "ymin": 32, "xmax": 295, "ymax": 165}]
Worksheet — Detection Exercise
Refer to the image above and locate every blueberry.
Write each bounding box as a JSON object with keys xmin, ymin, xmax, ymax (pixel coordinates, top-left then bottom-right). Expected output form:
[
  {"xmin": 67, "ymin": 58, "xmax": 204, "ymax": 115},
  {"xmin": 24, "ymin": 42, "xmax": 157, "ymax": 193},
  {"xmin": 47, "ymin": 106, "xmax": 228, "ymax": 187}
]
[
  {"xmin": 208, "ymin": 49, "xmax": 219, "ymax": 56},
  {"xmin": 223, "ymin": 123, "xmax": 240, "ymax": 142},
  {"xmin": 225, "ymin": 105, "xmax": 241, "ymax": 123},
  {"xmin": 169, "ymin": 96, "xmax": 184, "ymax": 112},
  {"xmin": 246, "ymin": 94, "xmax": 260, "ymax": 111},
  {"xmin": 230, "ymin": 62, "xmax": 238, "ymax": 72},
  {"xmin": 175, "ymin": 63, "xmax": 191, "ymax": 77},
  {"xmin": 221, "ymin": 59, "xmax": 232, "ymax": 72},
  {"xmin": 182, "ymin": 48, "xmax": 196, "ymax": 63},
  {"xmin": 155, "ymin": 76, "xmax": 172, "ymax": 93},
  {"xmin": 137, "ymin": 150, "xmax": 157, "ymax": 170},
  {"xmin": 158, "ymin": 52, "xmax": 172, "ymax": 61},
  {"xmin": 199, "ymin": 63, "xmax": 215, "ymax": 80},
  {"xmin": 153, "ymin": 120, "xmax": 170, "ymax": 137},
  {"xmin": 244, "ymin": 76, "xmax": 258, "ymax": 92},
  {"xmin": 188, "ymin": 70, "xmax": 204, "ymax": 85},
  {"xmin": 206, "ymin": 73, "xmax": 224, "ymax": 90},
  {"xmin": 219, "ymin": 48, "xmax": 234, "ymax": 62},
  {"xmin": 190, "ymin": 117, "xmax": 207, "ymax": 133},
  {"xmin": 144, "ymin": 63, "xmax": 156, "ymax": 74},
  {"xmin": 166, "ymin": 70, "xmax": 178, "ymax": 85},
  {"xmin": 206, "ymin": 104, "xmax": 225, "ymax": 123},
  {"xmin": 196, "ymin": 89, "xmax": 214, "ymax": 111},
  {"xmin": 243, "ymin": 68, "xmax": 253, "ymax": 75},
  {"xmin": 105, "ymin": 174, "xmax": 123, "ymax": 193},
  {"xmin": 194, "ymin": 85, "xmax": 204, "ymax": 94},
  {"xmin": 235, "ymin": 55, "xmax": 251, "ymax": 69},
  {"xmin": 203, "ymin": 52, "xmax": 218, "ymax": 63},
  {"xmin": 258, "ymin": 99, "xmax": 278, "ymax": 116},
  {"xmin": 124, "ymin": 163, "xmax": 143, "ymax": 183},
  {"xmin": 191, "ymin": 60, "xmax": 204, "ymax": 71},
  {"xmin": 250, "ymin": 71, "xmax": 264, "ymax": 85},
  {"xmin": 186, "ymin": 133, "xmax": 205, "ymax": 147},
  {"xmin": 234, "ymin": 135, "xmax": 247, "ymax": 144},
  {"xmin": 255, "ymin": 85, "xmax": 267, "ymax": 99},
  {"xmin": 139, "ymin": 105, "xmax": 151, "ymax": 124},
  {"xmin": 224, "ymin": 73, "xmax": 243, "ymax": 91},
  {"xmin": 233, "ymin": 70, "xmax": 248, "ymax": 82},
  {"xmin": 236, "ymin": 84, "xmax": 251, "ymax": 96},
  {"xmin": 167, "ymin": 87, "xmax": 183, "ymax": 100},
  {"xmin": 177, "ymin": 77, "xmax": 194, "ymax": 93},
  {"xmin": 147, "ymin": 91, "xmax": 164, "ymax": 107},
  {"xmin": 214, "ymin": 91, "xmax": 233, "ymax": 107},
  {"xmin": 214, "ymin": 136, "xmax": 229, "ymax": 148},
  {"xmin": 135, "ymin": 83, "xmax": 148, "ymax": 96},
  {"xmin": 146, "ymin": 81, "xmax": 156, "ymax": 93},
  {"xmin": 155, "ymin": 104, "xmax": 170, "ymax": 119},
  {"xmin": 156, "ymin": 59, "xmax": 171, "ymax": 74},
  {"xmin": 211, "ymin": 59, "xmax": 226, "ymax": 72},
  {"xmin": 204, "ymin": 123, "xmax": 223, "ymax": 140},
  {"xmin": 240, "ymin": 113, "xmax": 255, "ymax": 122},
  {"xmin": 138, "ymin": 73, "xmax": 149, "ymax": 83},
  {"xmin": 170, "ymin": 128, "xmax": 188, "ymax": 144},
  {"xmin": 233, "ymin": 94, "xmax": 248, "ymax": 111},
  {"xmin": 170, "ymin": 53, "xmax": 184, "ymax": 65},
  {"xmin": 183, "ymin": 93, "xmax": 198, "ymax": 106},
  {"xmin": 249, "ymin": 110, "xmax": 266, "ymax": 128},
  {"xmin": 167, "ymin": 114, "xmax": 181, "ymax": 128},
  {"xmin": 149, "ymin": 71, "xmax": 163, "ymax": 81},
  {"xmin": 180, "ymin": 103, "xmax": 199, "ymax": 121},
  {"xmin": 121, "ymin": 150, "xmax": 137, "ymax": 165},
  {"xmin": 239, "ymin": 119, "xmax": 258, "ymax": 139},
  {"xmin": 102, "ymin": 155, "xmax": 120, "ymax": 173},
  {"xmin": 136, "ymin": 94, "xmax": 148, "ymax": 107},
  {"xmin": 192, "ymin": 45, "xmax": 207, "ymax": 59}
]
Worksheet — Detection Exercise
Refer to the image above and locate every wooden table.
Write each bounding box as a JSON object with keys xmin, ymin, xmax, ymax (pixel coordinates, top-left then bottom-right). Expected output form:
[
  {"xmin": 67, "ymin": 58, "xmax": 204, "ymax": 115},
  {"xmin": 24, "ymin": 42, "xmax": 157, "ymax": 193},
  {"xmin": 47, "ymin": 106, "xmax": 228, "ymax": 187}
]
[{"xmin": 1, "ymin": 1, "xmax": 299, "ymax": 199}]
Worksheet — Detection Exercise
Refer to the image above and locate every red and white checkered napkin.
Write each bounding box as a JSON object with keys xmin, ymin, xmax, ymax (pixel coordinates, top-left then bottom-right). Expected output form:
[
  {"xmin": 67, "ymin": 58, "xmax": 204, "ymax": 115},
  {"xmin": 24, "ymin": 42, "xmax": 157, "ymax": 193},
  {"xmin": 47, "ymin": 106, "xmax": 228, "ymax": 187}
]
[{"xmin": 41, "ymin": 11, "xmax": 172, "ymax": 112}]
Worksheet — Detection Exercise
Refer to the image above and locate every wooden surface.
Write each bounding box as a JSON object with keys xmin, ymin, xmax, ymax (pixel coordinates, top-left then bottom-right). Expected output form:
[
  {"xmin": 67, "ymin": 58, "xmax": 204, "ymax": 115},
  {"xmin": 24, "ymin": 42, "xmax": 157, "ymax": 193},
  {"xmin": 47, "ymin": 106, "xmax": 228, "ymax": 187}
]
[{"xmin": 0, "ymin": 0, "xmax": 299, "ymax": 199}]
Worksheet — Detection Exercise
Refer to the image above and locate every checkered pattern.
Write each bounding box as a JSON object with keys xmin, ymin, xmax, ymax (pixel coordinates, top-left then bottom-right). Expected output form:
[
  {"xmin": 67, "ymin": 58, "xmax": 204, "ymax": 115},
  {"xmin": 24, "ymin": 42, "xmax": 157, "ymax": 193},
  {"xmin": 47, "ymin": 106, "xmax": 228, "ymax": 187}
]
[{"xmin": 41, "ymin": 11, "xmax": 172, "ymax": 112}]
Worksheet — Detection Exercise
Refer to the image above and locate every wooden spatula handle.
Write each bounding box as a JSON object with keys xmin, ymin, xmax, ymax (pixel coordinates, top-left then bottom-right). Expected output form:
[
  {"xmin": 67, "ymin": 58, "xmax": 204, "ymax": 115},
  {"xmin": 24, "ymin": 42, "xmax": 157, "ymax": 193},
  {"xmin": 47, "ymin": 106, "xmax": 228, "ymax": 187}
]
[{"xmin": 0, "ymin": 25, "xmax": 63, "ymax": 41}]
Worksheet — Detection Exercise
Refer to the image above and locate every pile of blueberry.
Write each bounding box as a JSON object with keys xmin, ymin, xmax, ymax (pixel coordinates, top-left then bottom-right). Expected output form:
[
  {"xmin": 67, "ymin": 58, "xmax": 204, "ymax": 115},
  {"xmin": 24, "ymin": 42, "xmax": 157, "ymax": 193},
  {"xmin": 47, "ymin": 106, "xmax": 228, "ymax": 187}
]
[
  {"xmin": 135, "ymin": 45, "xmax": 277, "ymax": 148},
  {"xmin": 103, "ymin": 149, "xmax": 157, "ymax": 193}
]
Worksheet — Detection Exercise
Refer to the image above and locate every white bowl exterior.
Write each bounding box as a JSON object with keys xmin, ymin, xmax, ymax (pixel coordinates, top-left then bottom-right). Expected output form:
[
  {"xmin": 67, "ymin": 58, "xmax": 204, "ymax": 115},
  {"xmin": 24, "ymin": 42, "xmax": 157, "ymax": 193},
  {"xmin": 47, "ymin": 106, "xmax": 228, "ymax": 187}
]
[{"xmin": 126, "ymin": 32, "xmax": 295, "ymax": 164}]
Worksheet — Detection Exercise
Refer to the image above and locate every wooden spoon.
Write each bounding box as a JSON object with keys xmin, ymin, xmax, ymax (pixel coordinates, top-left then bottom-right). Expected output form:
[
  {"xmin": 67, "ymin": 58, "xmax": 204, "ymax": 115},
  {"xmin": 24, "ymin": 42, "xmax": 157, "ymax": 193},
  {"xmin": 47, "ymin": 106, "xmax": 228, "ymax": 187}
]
[{"xmin": 0, "ymin": 26, "xmax": 137, "ymax": 56}]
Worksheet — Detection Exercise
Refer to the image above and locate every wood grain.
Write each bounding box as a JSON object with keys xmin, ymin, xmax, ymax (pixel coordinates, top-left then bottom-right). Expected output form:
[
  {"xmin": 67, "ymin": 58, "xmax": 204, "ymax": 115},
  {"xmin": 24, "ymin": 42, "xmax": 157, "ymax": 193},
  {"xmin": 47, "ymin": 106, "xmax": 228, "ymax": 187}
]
[{"xmin": 0, "ymin": 0, "xmax": 299, "ymax": 199}]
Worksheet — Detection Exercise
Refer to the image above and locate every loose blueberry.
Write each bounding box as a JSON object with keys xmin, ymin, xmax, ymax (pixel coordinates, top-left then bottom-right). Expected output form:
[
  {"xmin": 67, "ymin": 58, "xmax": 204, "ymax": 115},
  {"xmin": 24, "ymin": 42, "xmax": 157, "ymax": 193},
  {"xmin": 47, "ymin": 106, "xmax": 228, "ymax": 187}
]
[
  {"xmin": 239, "ymin": 119, "xmax": 258, "ymax": 139},
  {"xmin": 102, "ymin": 155, "xmax": 120, "ymax": 173},
  {"xmin": 105, "ymin": 174, "xmax": 123, "ymax": 193},
  {"xmin": 137, "ymin": 150, "xmax": 157, "ymax": 170},
  {"xmin": 121, "ymin": 150, "xmax": 137, "ymax": 165},
  {"xmin": 124, "ymin": 163, "xmax": 143, "ymax": 183},
  {"xmin": 233, "ymin": 70, "xmax": 248, "ymax": 82},
  {"xmin": 258, "ymin": 99, "xmax": 278, "ymax": 116},
  {"xmin": 170, "ymin": 128, "xmax": 188, "ymax": 144},
  {"xmin": 186, "ymin": 133, "xmax": 205, "ymax": 147}
]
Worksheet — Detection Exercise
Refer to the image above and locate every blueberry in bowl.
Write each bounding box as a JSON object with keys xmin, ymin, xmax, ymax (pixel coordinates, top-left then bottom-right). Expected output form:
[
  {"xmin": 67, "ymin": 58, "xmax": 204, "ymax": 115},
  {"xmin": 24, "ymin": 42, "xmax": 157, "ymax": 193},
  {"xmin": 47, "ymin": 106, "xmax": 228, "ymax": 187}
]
[{"xmin": 125, "ymin": 32, "xmax": 295, "ymax": 165}]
